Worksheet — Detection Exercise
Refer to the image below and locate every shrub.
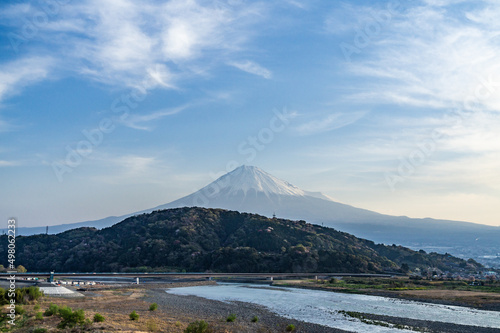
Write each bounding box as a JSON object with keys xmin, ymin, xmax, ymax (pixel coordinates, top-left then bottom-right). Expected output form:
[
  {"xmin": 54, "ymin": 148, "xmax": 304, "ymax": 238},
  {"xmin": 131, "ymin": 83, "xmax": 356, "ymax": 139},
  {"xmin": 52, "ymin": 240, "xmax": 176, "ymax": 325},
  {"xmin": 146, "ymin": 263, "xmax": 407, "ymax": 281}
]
[
  {"xmin": 93, "ymin": 313, "xmax": 105, "ymax": 322},
  {"xmin": 34, "ymin": 304, "xmax": 40, "ymax": 311},
  {"xmin": 226, "ymin": 314, "xmax": 236, "ymax": 322},
  {"xmin": 35, "ymin": 312, "xmax": 43, "ymax": 320},
  {"xmin": 184, "ymin": 320, "xmax": 211, "ymax": 333},
  {"xmin": 26, "ymin": 286, "xmax": 44, "ymax": 302},
  {"xmin": 83, "ymin": 318, "xmax": 93, "ymax": 328},
  {"xmin": 146, "ymin": 319, "xmax": 158, "ymax": 331},
  {"xmin": 57, "ymin": 306, "xmax": 85, "ymax": 329},
  {"xmin": 15, "ymin": 305, "xmax": 25, "ymax": 315},
  {"xmin": 8, "ymin": 286, "xmax": 44, "ymax": 304},
  {"xmin": 32, "ymin": 328, "xmax": 47, "ymax": 333},
  {"xmin": 286, "ymin": 324, "xmax": 296, "ymax": 332},
  {"xmin": 251, "ymin": 316, "xmax": 258, "ymax": 322},
  {"xmin": 0, "ymin": 288, "xmax": 6, "ymax": 305},
  {"xmin": 129, "ymin": 310, "xmax": 139, "ymax": 321},
  {"xmin": 149, "ymin": 303, "xmax": 158, "ymax": 311},
  {"xmin": 44, "ymin": 303, "xmax": 59, "ymax": 316}
]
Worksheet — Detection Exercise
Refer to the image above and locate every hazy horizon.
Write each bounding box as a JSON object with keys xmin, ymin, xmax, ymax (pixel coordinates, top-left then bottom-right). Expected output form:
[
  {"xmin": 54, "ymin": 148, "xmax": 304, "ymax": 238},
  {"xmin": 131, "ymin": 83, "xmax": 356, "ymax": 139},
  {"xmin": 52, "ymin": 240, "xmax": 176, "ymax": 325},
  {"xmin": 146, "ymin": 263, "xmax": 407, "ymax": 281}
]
[
  {"xmin": 7, "ymin": 164, "xmax": 499, "ymax": 229},
  {"xmin": 1, "ymin": 0, "xmax": 500, "ymax": 228}
]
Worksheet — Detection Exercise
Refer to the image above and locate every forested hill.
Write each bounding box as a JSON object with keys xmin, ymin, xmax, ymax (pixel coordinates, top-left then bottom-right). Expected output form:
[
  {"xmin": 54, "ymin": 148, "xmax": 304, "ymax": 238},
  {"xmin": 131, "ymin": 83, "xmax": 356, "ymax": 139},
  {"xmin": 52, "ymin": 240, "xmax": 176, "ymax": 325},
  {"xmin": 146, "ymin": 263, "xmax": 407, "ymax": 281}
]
[{"xmin": 1, "ymin": 207, "xmax": 483, "ymax": 274}]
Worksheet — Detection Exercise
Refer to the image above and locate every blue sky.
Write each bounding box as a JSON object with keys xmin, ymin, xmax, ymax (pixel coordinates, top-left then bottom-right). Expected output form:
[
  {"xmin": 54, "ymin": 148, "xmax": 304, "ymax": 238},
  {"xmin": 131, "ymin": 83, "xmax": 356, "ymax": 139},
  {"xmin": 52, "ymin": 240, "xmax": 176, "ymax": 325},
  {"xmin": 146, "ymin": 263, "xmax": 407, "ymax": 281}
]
[{"xmin": 1, "ymin": 0, "xmax": 500, "ymax": 227}]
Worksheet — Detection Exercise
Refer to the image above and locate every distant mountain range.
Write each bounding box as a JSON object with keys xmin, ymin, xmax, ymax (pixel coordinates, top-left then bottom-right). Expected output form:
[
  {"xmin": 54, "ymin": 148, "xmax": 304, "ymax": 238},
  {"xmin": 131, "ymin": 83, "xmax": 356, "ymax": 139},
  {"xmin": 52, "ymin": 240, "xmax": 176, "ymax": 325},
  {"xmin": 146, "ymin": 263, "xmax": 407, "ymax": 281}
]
[
  {"xmin": 2, "ymin": 207, "xmax": 484, "ymax": 274},
  {"xmin": 9, "ymin": 165, "xmax": 500, "ymax": 267}
]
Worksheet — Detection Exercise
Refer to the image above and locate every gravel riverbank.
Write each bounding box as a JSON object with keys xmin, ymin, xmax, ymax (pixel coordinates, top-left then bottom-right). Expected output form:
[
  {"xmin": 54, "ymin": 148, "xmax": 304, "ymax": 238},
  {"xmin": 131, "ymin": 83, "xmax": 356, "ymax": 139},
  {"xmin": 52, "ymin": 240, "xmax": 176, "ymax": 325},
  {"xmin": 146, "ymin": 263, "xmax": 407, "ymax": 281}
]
[{"xmin": 146, "ymin": 287, "xmax": 348, "ymax": 333}]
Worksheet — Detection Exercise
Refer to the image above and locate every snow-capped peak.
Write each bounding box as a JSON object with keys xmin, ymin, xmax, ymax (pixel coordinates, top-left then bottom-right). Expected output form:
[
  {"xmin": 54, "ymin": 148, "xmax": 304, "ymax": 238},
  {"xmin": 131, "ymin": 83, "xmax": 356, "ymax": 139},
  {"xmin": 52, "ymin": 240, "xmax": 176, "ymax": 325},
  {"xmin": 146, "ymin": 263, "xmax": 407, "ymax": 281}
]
[
  {"xmin": 197, "ymin": 165, "xmax": 332, "ymax": 201},
  {"xmin": 218, "ymin": 165, "xmax": 305, "ymax": 196}
]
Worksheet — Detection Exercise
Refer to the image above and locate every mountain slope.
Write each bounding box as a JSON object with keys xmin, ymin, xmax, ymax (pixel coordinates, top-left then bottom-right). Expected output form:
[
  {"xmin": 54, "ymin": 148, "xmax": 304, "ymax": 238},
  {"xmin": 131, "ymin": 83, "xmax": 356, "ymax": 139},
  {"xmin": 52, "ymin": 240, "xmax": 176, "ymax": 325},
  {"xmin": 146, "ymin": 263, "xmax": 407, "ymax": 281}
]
[
  {"xmin": 154, "ymin": 166, "xmax": 500, "ymax": 264},
  {"xmin": 155, "ymin": 165, "xmax": 383, "ymax": 221},
  {"xmin": 10, "ymin": 165, "xmax": 499, "ymax": 267},
  {"xmin": 0, "ymin": 207, "xmax": 483, "ymax": 274}
]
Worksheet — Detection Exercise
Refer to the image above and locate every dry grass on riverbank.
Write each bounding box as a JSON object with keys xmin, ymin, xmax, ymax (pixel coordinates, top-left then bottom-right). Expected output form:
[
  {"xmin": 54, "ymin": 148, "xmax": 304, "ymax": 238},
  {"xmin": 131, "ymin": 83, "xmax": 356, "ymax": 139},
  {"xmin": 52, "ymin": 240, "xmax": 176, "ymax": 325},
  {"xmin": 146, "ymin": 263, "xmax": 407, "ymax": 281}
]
[
  {"xmin": 3, "ymin": 282, "xmax": 215, "ymax": 333},
  {"xmin": 6, "ymin": 281, "xmax": 334, "ymax": 333},
  {"xmin": 7, "ymin": 288, "xmax": 185, "ymax": 332}
]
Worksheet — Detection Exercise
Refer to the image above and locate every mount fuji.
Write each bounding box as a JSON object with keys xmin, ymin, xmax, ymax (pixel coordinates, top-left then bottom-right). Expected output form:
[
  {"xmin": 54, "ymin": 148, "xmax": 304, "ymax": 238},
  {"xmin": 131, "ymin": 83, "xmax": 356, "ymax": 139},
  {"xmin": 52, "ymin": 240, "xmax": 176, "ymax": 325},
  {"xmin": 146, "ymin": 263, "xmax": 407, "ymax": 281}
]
[
  {"xmin": 10, "ymin": 165, "xmax": 500, "ymax": 266},
  {"xmin": 153, "ymin": 165, "xmax": 384, "ymax": 223}
]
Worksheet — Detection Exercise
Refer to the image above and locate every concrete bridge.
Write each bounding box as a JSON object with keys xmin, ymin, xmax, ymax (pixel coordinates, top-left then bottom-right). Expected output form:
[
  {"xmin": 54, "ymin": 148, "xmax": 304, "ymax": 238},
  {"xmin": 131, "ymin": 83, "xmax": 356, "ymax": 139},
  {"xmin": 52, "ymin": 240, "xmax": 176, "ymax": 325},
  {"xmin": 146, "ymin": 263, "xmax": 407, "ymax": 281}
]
[{"xmin": 1, "ymin": 272, "xmax": 394, "ymax": 281}]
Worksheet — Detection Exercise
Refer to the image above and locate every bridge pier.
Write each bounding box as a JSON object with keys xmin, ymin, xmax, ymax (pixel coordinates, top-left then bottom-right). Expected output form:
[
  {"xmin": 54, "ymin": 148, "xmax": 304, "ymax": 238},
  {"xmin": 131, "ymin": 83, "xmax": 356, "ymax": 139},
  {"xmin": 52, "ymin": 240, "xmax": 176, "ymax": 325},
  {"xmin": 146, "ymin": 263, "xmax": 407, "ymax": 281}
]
[
  {"xmin": 136, "ymin": 277, "xmax": 139, "ymax": 285},
  {"xmin": 267, "ymin": 277, "xmax": 273, "ymax": 281}
]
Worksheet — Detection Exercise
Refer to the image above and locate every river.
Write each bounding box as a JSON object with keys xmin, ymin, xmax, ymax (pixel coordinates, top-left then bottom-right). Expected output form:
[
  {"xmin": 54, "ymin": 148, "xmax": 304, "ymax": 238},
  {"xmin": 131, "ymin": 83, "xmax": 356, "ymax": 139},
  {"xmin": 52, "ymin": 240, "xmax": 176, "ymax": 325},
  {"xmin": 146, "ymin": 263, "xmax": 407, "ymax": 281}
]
[{"xmin": 166, "ymin": 283, "xmax": 500, "ymax": 333}]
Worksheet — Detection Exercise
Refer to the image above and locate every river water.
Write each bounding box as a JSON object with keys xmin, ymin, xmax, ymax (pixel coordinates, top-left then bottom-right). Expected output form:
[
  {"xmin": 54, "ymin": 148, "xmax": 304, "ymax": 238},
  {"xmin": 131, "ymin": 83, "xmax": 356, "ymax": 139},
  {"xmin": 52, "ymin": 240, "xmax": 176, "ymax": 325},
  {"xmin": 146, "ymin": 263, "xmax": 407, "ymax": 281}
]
[{"xmin": 166, "ymin": 283, "xmax": 500, "ymax": 333}]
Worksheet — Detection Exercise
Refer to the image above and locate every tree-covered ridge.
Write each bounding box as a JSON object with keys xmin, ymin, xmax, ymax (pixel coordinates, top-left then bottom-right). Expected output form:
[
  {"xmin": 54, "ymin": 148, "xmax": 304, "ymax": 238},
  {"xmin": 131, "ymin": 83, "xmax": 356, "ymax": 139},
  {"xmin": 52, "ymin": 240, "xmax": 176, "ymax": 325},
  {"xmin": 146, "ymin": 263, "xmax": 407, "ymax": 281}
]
[{"xmin": 0, "ymin": 207, "xmax": 483, "ymax": 274}]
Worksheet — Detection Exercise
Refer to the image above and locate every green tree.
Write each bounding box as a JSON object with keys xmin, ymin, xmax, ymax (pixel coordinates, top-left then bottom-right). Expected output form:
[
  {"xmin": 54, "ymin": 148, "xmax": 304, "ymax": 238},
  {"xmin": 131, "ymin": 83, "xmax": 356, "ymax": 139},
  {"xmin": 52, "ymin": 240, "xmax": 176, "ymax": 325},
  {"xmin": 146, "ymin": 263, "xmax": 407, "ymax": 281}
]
[{"xmin": 16, "ymin": 265, "xmax": 27, "ymax": 273}]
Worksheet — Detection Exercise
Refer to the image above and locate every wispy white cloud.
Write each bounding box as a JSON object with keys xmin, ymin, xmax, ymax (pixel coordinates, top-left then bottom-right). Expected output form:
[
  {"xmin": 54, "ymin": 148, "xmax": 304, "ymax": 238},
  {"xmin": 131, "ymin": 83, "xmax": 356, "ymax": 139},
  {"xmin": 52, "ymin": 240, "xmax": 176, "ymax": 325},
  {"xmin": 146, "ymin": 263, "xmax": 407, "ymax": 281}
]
[
  {"xmin": 324, "ymin": 3, "xmax": 380, "ymax": 35},
  {"xmin": 422, "ymin": 0, "xmax": 469, "ymax": 6},
  {"xmin": 0, "ymin": 57, "xmax": 53, "ymax": 131},
  {"xmin": 282, "ymin": 0, "xmax": 309, "ymax": 10},
  {"xmin": 0, "ymin": 57, "xmax": 53, "ymax": 103},
  {"xmin": 0, "ymin": 0, "xmax": 268, "ymax": 90},
  {"xmin": 0, "ymin": 119, "xmax": 15, "ymax": 133},
  {"xmin": 412, "ymin": 152, "xmax": 500, "ymax": 191},
  {"xmin": 325, "ymin": 1, "xmax": 500, "ymax": 202},
  {"xmin": 228, "ymin": 60, "xmax": 272, "ymax": 79},
  {"xmin": 120, "ymin": 105, "xmax": 189, "ymax": 131},
  {"xmin": 294, "ymin": 111, "xmax": 367, "ymax": 136},
  {"xmin": 160, "ymin": 0, "xmax": 245, "ymax": 62},
  {"xmin": 89, "ymin": 153, "xmax": 173, "ymax": 186},
  {"xmin": 117, "ymin": 155, "xmax": 156, "ymax": 174},
  {"xmin": 0, "ymin": 160, "xmax": 21, "ymax": 167},
  {"xmin": 338, "ymin": 2, "xmax": 500, "ymax": 111}
]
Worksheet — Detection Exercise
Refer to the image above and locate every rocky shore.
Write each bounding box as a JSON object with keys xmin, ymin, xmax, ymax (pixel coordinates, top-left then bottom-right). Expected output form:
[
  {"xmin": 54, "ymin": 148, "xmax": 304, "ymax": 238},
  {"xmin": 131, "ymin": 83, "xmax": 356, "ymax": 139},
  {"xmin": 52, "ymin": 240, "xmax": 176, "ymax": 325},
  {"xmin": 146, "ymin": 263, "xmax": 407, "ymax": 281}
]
[{"xmin": 359, "ymin": 312, "xmax": 500, "ymax": 333}]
